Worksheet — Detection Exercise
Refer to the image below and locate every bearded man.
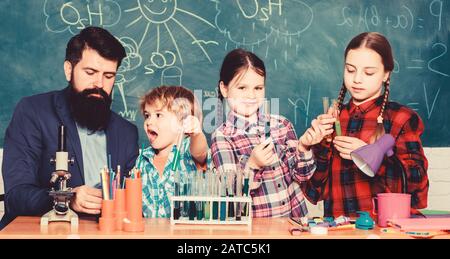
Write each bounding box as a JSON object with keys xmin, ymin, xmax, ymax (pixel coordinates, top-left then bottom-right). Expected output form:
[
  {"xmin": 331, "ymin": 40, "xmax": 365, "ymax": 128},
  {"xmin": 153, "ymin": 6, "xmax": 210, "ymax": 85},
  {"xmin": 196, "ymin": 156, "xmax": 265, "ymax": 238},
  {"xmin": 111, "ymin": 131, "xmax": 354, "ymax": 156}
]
[{"xmin": 0, "ymin": 27, "xmax": 139, "ymax": 229}]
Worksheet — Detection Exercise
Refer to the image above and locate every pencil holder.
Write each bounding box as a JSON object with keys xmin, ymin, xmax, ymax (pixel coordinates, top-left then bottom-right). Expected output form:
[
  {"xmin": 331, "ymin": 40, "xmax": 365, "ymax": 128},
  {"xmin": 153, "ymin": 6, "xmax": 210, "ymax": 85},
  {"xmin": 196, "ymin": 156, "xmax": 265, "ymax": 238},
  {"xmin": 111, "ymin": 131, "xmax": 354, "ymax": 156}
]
[
  {"xmin": 113, "ymin": 189, "xmax": 127, "ymax": 231},
  {"xmin": 123, "ymin": 178, "xmax": 144, "ymax": 232},
  {"xmin": 99, "ymin": 199, "xmax": 116, "ymax": 232}
]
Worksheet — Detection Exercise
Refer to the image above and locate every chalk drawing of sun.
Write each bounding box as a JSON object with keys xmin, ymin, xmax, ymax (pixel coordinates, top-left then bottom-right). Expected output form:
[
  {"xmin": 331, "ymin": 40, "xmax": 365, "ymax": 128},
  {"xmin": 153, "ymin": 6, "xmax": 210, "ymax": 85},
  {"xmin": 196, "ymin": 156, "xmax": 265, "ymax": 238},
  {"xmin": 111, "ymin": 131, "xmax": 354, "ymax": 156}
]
[{"xmin": 124, "ymin": 0, "xmax": 218, "ymax": 66}]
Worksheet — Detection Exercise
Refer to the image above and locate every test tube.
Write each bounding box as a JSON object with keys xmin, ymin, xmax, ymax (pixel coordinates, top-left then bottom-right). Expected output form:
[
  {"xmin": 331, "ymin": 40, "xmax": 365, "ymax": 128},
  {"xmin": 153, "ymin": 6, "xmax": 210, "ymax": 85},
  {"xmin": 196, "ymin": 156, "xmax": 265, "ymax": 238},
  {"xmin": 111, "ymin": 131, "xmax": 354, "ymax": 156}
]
[
  {"xmin": 212, "ymin": 171, "xmax": 219, "ymax": 220},
  {"xmin": 172, "ymin": 133, "xmax": 185, "ymax": 219},
  {"xmin": 172, "ymin": 134, "xmax": 182, "ymax": 172},
  {"xmin": 219, "ymin": 171, "xmax": 227, "ymax": 221},
  {"xmin": 323, "ymin": 97, "xmax": 332, "ymax": 142},
  {"xmin": 264, "ymin": 99, "xmax": 271, "ymax": 141},
  {"xmin": 181, "ymin": 174, "xmax": 190, "ymax": 218},
  {"xmin": 242, "ymin": 168, "xmax": 251, "ymax": 217},
  {"xmin": 332, "ymin": 99, "xmax": 342, "ymax": 136},
  {"xmin": 322, "ymin": 97, "xmax": 330, "ymax": 114},
  {"xmin": 335, "ymin": 121, "xmax": 342, "ymax": 136},
  {"xmin": 235, "ymin": 169, "xmax": 243, "ymax": 221},
  {"xmin": 173, "ymin": 172, "xmax": 181, "ymax": 220},
  {"xmin": 196, "ymin": 172, "xmax": 204, "ymax": 220},
  {"xmin": 264, "ymin": 100, "xmax": 281, "ymax": 169},
  {"xmin": 204, "ymin": 171, "xmax": 211, "ymax": 220},
  {"xmin": 188, "ymin": 174, "xmax": 196, "ymax": 220},
  {"xmin": 227, "ymin": 170, "xmax": 235, "ymax": 220}
]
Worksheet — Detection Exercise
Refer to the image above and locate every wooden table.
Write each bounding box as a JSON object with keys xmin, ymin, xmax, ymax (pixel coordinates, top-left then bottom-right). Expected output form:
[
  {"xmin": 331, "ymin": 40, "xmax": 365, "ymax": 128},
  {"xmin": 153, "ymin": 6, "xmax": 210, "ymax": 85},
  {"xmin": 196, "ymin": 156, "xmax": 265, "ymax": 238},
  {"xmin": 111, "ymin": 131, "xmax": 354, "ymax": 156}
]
[{"xmin": 0, "ymin": 216, "xmax": 449, "ymax": 239}]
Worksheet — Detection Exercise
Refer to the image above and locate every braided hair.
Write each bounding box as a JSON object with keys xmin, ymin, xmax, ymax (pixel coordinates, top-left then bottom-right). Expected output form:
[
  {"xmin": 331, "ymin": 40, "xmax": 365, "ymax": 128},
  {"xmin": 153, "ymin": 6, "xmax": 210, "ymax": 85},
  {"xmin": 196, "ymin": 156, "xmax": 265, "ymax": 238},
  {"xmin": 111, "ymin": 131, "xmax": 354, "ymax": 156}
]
[
  {"xmin": 370, "ymin": 79, "xmax": 391, "ymax": 143},
  {"xmin": 339, "ymin": 32, "xmax": 394, "ymax": 144}
]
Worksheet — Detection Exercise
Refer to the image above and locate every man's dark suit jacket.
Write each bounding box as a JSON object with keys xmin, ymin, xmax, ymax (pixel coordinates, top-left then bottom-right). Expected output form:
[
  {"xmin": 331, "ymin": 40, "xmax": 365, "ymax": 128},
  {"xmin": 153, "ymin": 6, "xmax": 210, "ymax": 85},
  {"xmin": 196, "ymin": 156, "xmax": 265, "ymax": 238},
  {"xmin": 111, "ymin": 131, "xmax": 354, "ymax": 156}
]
[{"xmin": 0, "ymin": 87, "xmax": 139, "ymax": 229}]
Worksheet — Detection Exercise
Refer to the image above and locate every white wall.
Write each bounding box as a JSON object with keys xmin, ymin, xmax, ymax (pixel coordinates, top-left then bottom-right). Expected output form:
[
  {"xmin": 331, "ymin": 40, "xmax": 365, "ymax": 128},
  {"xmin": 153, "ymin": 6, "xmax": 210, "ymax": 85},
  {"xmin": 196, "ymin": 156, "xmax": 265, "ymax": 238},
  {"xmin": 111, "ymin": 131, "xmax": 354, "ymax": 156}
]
[
  {"xmin": 304, "ymin": 147, "xmax": 450, "ymax": 217},
  {"xmin": 0, "ymin": 148, "xmax": 449, "ymax": 219},
  {"xmin": 424, "ymin": 148, "xmax": 450, "ymax": 211}
]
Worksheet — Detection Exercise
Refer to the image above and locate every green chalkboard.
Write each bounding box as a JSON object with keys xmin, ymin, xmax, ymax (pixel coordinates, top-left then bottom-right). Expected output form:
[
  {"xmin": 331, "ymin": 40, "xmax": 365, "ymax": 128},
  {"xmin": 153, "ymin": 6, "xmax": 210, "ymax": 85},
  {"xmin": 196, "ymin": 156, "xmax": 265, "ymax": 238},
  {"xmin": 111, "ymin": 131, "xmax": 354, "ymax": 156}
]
[{"xmin": 0, "ymin": 0, "xmax": 449, "ymax": 147}]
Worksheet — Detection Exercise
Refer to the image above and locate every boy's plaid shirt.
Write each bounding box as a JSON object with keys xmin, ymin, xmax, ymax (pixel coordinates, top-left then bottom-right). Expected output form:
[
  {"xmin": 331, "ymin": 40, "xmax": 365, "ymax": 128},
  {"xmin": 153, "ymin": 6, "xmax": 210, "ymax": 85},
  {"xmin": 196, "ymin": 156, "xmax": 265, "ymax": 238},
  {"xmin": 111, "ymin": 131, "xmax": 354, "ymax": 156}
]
[
  {"xmin": 211, "ymin": 111, "xmax": 316, "ymax": 217},
  {"xmin": 138, "ymin": 138, "xmax": 211, "ymax": 218},
  {"xmin": 301, "ymin": 96, "xmax": 429, "ymax": 217}
]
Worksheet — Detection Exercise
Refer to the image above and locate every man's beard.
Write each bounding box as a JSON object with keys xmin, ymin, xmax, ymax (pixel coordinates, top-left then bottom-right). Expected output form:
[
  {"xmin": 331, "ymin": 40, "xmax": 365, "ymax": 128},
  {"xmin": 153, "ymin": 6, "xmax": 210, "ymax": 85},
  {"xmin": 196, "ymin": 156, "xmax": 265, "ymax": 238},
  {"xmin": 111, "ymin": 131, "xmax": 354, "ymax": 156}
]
[{"xmin": 68, "ymin": 82, "xmax": 112, "ymax": 133}]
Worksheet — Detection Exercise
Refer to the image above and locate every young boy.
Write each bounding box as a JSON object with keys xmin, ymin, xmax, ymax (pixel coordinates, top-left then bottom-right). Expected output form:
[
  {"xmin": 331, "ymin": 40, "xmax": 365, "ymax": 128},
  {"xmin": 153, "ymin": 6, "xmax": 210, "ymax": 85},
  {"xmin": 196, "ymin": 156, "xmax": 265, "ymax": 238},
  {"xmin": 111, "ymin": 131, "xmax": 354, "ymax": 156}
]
[{"xmin": 137, "ymin": 85, "xmax": 208, "ymax": 218}]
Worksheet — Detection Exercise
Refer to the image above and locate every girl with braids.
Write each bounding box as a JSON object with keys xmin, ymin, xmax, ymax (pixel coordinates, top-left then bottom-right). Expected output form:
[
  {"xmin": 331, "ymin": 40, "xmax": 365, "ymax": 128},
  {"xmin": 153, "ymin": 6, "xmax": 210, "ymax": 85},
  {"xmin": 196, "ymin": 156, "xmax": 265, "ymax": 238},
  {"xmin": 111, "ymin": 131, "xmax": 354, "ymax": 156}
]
[
  {"xmin": 301, "ymin": 32, "xmax": 429, "ymax": 217},
  {"xmin": 211, "ymin": 49, "xmax": 328, "ymax": 217}
]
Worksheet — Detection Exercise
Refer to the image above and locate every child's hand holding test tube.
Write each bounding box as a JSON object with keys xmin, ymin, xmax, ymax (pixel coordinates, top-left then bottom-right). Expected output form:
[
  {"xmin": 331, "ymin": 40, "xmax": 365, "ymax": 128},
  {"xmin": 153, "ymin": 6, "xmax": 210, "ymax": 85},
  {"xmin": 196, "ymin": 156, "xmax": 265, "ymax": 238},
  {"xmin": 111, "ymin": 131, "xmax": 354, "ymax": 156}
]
[
  {"xmin": 298, "ymin": 118, "xmax": 335, "ymax": 151},
  {"xmin": 323, "ymin": 97, "xmax": 332, "ymax": 142},
  {"xmin": 181, "ymin": 115, "xmax": 202, "ymax": 136},
  {"xmin": 171, "ymin": 98, "xmax": 194, "ymax": 172},
  {"xmin": 247, "ymin": 100, "xmax": 279, "ymax": 170},
  {"xmin": 297, "ymin": 98, "xmax": 336, "ymax": 151},
  {"xmin": 175, "ymin": 98, "xmax": 208, "ymax": 167},
  {"xmin": 331, "ymin": 99, "xmax": 342, "ymax": 136},
  {"xmin": 247, "ymin": 139, "xmax": 278, "ymax": 170}
]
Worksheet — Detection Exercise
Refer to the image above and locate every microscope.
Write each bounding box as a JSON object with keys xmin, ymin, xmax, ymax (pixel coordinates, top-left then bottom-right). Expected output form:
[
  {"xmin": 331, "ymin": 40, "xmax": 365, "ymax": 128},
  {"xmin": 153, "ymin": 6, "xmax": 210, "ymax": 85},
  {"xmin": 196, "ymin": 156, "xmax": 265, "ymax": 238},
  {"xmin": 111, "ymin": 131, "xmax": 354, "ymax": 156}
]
[{"xmin": 40, "ymin": 125, "xmax": 78, "ymax": 229}]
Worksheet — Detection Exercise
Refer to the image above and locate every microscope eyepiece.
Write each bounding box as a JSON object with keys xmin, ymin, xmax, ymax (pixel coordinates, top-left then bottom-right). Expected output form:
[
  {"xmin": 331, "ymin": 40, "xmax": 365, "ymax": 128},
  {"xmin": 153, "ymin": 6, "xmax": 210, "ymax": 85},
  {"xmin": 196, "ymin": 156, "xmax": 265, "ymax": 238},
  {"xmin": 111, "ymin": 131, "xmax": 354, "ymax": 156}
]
[{"xmin": 58, "ymin": 125, "xmax": 66, "ymax": 152}]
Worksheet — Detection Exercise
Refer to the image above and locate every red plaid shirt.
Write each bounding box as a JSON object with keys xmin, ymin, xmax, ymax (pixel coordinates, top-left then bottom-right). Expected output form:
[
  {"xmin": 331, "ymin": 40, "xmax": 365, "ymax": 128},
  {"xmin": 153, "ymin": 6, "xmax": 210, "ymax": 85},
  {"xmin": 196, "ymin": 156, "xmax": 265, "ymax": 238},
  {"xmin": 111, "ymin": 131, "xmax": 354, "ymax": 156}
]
[
  {"xmin": 211, "ymin": 111, "xmax": 316, "ymax": 217},
  {"xmin": 301, "ymin": 96, "xmax": 429, "ymax": 217}
]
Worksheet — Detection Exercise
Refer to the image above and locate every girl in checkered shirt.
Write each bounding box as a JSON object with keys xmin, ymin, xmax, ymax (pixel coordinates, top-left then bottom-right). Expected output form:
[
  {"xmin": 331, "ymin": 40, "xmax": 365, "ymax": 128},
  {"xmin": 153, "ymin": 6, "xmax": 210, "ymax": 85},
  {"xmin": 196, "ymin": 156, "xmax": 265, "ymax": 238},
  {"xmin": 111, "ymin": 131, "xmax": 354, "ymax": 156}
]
[
  {"xmin": 301, "ymin": 32, "xmax": 429, "ymax": 217},
  {"xmin": 211, "ymin": 49, "xmax": 330, "ymax": 217}
]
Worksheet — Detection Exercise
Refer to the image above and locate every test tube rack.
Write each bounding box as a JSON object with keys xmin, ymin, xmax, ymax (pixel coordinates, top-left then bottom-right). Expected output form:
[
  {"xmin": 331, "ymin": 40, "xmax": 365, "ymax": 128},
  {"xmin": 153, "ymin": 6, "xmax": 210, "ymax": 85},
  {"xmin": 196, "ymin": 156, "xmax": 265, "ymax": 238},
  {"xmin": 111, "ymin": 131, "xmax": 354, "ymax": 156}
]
[{"xmin": 169, "ymin": 195, "xmax": 252, "ymax": 226}]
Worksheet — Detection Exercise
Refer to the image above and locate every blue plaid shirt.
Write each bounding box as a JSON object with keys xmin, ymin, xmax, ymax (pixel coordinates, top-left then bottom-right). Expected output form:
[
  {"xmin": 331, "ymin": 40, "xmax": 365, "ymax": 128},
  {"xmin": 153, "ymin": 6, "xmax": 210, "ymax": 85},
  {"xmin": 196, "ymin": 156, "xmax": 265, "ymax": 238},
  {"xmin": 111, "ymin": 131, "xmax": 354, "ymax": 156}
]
[{"xmin": 137, "ymin": 138, "xmax": 210, "ymax": 218}]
